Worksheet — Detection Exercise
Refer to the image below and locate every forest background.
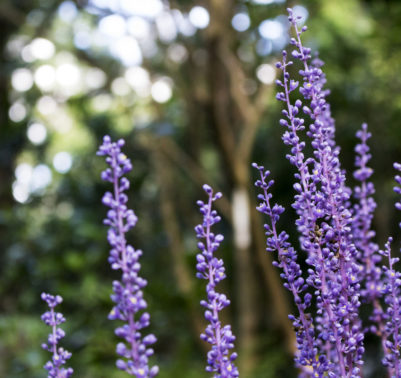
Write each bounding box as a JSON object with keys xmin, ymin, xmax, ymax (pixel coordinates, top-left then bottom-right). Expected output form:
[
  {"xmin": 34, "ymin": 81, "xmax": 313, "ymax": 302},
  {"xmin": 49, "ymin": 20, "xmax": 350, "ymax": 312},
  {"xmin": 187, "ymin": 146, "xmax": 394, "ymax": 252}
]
[{"xmin": 1, "ymin": 0, "xmax": 401, "ymax": 377}]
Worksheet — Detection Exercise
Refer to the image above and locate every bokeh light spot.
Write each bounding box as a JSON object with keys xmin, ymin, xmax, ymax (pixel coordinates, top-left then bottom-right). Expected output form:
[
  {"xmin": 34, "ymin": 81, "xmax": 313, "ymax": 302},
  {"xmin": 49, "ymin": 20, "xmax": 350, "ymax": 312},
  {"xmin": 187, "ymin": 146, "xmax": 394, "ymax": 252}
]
[
  {"xmin": 111, "ymin": 77, "xmax": 131, "ymax": 96},
  {"xmin": 232, "ymin": 13, "xmax": 251, "ymax": 32},
  {"xmin": 110, "ymin": 36, "xmax": 142, "ymax": 66},
  {"xmin": 167, "ymin": 44, "xmax": 188, "ymax": 64},
  {"xmin": 9, "ymin": 102, "xmax": 27, "ymax": 122},
  {"xmin": 31, "ymin": 164, "xmax": 52, "ymax": 191},
  {"xmin": 56, "ymin": 63, "xmax": 81, "ymax": 87},
  {"xmin": 53, "ymin": 152, "xmax": 73, "ymax": 174},
  {"xmin": 29, "ymin": 38, "xmax": 55, "ymax": 60},
  {"xmin": 259, "ymin": 19, "xmax": 284, "ymax": 40},
  {"xmin": 27, "ymin": 123, "xmax": 47, "ymax": 145},
  {"xmin": 58, "ymin": 1, "xmax": 78, "ymax": 22},
  {"xmin": 151, "ymin": 78, "xmax": 173, "ymax": 103},
  {"xmin": 125, "ymin": 67, "xmax": 150, "ymax": 97},
  {"xmin": 256, "ymin": 64, "xmax": 276, "ymax": 84},
  {"xmin": 34, "ymin": 65, "xmax": 56, "ymax": 91},
  {"xmin": 99, "ymin": 15, "xmax": 126, "ymax": 38},
  {"xmin": 189, "ymin": 6, "xmax": 210, "ymax": 29},
  {"xmin": 11, "ymin": 68, "xmax": 34, "ymax": 92},
  {"xmin": 127, "ymin": 17, "xmax": 150, "ymax": 39},
  {"xmin": 119, "ymin": 0, "xmax": 163, "ymax": 18}
]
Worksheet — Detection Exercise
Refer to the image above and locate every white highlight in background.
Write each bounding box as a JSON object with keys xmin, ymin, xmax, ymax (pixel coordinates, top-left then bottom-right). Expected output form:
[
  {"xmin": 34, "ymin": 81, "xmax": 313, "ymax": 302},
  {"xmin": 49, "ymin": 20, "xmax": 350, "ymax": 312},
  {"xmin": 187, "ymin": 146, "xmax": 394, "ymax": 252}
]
[
  {"xmin": 31, "ymin": 164, "xmax": 52, "ymax": 191},
  {"xmin": 53, "ymin": 152, "xmax": 73, "ymax": 173},
  {"xmin": 99, "ymin": 15, "xmax": 126, "ymax": 38},
  {"xmin": 232, "ymin": 13, "xmax": 250, "ymax": 32},
  {"xmin": 11, "ymin": 68, "xmax": 34, "ymax": 92},
  {"xmin": 58, "ymin": 1, "xmax": 78, "ymax": 22},
  {"xmin": 85, "ymin": 68, "xmax": 106, "ymax": 89},
  {"xmin": 56, "ymin": 63, "xmax": 81, "ymax": 87},
  {"xmin": 259, "ymin": 19, "xmax": 284, "ymax": 40},
  {"xmin": 110, "ymin": 36, "xmax": 142, "ymax": 66},
  {"xmin": 15, "ymin": 163, "xmax": 33, "ymax": 184},
  {"xmin": 9, "ymin": 102, "xmax": 27, "ymax": 122},
  {"xmin": 34, "ymin": 65, "xmax": 56, "ymax": 91},
  {"xmin": 125, "ymin": 66, "xmax": 150, "ymax": 97},
  {"xmin": 232, "ymin": 188, "xmax": 251, "ymax": 249},
  {"xmin": 156, "ymin": 12, "xmax": 177, "ymax": 42},
  {"xmin": 189, "ymin": 6, "xmax": 210, "ymax": 29},
  {"xmin": 127, "ymin": 17, "xmax": 150, "ymax": 39},
  {"xmin": 27, "ymin": 123, "xmax": 47, "ymax": 145},
  {"xmin": 119, "ymin": 0, "xmax": 163, "ymax": 18},
  {"xmin": 12, "ymin": 182, "xmax": 29, "ymax": 203},
  {"xmin": 256, "ymin": 64, "xmax": 276, "ymax": 84},
  {"xmin": 151, "ymin": 78, "xmax": 173, "ymax": 103},
  {"xmin": 29, "ymin": 38, "xmax": 55, "ymax": 60}
]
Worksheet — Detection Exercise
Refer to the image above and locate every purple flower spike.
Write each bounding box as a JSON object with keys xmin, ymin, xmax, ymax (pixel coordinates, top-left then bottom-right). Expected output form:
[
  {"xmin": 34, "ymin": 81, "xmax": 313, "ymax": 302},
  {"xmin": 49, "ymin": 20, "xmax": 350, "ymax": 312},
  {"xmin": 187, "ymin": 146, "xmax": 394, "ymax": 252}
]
[
  {"xmin": 380, "ymin": 163, "xmax": 401, "ymax": 376},
  {"xmin": 352, "ymin": 124, "xmax": 388, "ymax": 353},
  {"xmin": 275, "ymin": 9, "xmax": 365, "ymax": 376},
  {"xmin": 253, "ymin": 163, "xmax": 327, "ymax": 377},
  {"xmin": 41, "ymin": 292, "xmax": 73, "ymax": 378},
  {"xmin": 98, "ymin": 135, "xmax": 158, "ymax": 377},
  {"xmin": 379, "ymin": 237, "xmax": 401, "ymax": 377},
  {"xmin": 195, "ymin": 184, "xmax": 239, "ymax": 377}
]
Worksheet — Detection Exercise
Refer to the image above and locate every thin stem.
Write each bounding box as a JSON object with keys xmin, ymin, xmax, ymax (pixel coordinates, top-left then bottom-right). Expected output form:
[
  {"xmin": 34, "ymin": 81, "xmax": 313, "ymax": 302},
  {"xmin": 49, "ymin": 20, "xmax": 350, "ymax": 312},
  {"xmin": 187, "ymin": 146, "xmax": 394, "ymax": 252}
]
[
  {"xmin": 205, "ymin": 194, "xmax": 225, "ymax": 375},
  {"xmin": 112, "ymin": 155, "xmax": 139, "ymax": 366}
]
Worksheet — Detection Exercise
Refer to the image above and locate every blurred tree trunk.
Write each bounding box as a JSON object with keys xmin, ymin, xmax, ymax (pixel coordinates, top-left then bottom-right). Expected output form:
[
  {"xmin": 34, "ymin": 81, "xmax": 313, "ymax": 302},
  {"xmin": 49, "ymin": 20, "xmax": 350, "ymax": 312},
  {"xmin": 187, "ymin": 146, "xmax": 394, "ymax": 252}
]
[
  {"xmin": 205, "ymin": 0, "xmax": 295, "ymax": 373},
  {"xmin": 151, "ymin": 140, "xmax": 208, "ymax": 352},
  {"xmin": 0, "ymin": 2, "xmax": 28, "ymax": 312}
]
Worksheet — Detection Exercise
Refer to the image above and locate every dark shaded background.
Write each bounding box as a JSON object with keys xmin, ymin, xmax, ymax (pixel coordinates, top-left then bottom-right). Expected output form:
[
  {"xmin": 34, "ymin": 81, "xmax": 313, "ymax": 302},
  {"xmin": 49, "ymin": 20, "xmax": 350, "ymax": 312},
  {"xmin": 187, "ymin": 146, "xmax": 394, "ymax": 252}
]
[{"xmin": 1, "ymin": 0, "xmax": 401, "ymax": 377}]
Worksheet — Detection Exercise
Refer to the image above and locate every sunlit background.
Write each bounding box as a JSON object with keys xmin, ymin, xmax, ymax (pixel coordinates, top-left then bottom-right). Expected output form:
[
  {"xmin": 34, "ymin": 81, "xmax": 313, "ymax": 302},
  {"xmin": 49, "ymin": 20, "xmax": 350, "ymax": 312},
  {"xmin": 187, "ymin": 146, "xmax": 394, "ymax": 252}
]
[
  {"xmin": 7, "ymin": 0, "xmax": 310, "ymax": 207},
  {"xmin": 1, "ymin": 0, "xmax": 401, "ymax": 377}
]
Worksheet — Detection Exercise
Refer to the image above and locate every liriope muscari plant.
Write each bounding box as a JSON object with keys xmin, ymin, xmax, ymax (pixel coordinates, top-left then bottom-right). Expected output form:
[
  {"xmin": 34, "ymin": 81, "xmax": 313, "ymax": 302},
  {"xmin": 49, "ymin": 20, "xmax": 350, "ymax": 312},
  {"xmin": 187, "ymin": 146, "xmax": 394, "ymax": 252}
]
[
  {"xmin": 41, "ymin": 293, "xmax": 73, "ymax": 378},
  {"xmin": 98, "ymin": 136, "xmax": 158, "ymax": 377},
  {"xmin": 38, "ymin": 7, "xmax": 401, "ymax": 378},
  {"xmin": 254, "ymin": 7, "xmax": 401, "ymax": 378},
  {"xmin": 195, "ymin": 184, "xmax": 239, "ymax": 377}
]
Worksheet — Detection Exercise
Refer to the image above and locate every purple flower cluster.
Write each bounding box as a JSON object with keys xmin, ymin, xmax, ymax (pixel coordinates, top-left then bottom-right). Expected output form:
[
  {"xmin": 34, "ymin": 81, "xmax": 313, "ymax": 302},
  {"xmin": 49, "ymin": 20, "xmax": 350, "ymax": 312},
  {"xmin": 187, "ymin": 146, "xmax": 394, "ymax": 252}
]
[
  {"xmin": 274, "ymin": 9, "xmax": 363, "ymax": 376},
  {"xmin": 253, "ymin": 163, "xmax": 325, "ymax": 376},
  {"xmin": 254, "ymin": 7, "xmax": 401, "ymax": 377},
  {"xmin": 195, "ymin": 184, "xmax": 238, "ymax": 377},
  {"xmin": 98, "ymin": 136, "xmax": 158, "ymax": 377},
  {"xmin": 37, "ymin": 8, "xmax": 401, "ymax": 378},
  {"xmin": 379, "ymin": 163, "xmax": 401, "ymax": 376},
  {"xmin": 41, "ymin": 293, "xmax": 73, "ymax": 378},
  {"xmin": 379, "ymin": 237, "xmax": 401, "ymax": 376},
  {"xmin": 351, "ymin": 124, "xmax": 388, "ymax": 348}
]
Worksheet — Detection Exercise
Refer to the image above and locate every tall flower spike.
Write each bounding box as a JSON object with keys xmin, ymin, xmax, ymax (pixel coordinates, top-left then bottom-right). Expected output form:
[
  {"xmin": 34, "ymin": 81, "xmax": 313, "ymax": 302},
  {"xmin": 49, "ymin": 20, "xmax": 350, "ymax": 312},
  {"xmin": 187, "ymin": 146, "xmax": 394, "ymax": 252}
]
[
  {"xmin": 381, "ymin": 162, "xmax": 401, "ymax": 376},
  {"xmin": 352, "ymin": 124, "xmax": 388, "ymax": 357},
  {"xmin": 352, "ymin": 123, "xmax": 379, "ymax": 289},
  {"xmin": 41, "ymin": 293, "xmax": 73, "ymax": 378},
  {"xmin": 276, "ymin": 24, "xmax": 347, "ymax": 376},
  {"xmin": 252, "ymin": 163, "xmax": 327, "ymax": 377},
  {"xmin": 294, "ymin": 10, "xmax": 363, "ymax": 376},
  {"xmin": 195, "ymin": 184, "xmax": 238, "ymax": 377},
  {"xmin": 98, "ymin": 135, "xmax": 158, "ymax": 377},
  {"xmin": 379, "ymin": 237, "xmax": 401, "ymax": 377}
]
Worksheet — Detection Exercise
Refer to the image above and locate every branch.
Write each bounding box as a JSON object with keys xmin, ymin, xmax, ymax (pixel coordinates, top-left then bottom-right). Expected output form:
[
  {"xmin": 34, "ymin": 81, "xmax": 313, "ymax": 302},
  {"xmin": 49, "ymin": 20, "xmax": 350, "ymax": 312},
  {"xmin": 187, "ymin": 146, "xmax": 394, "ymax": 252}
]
[
  {"xmin": 142, "ymin": 134, "xmax": 232, "ymax": 222},
  {"xmin": 152, "ymin": 147, "xmax": 207, "ymax": 351},
  {"xmin": 0, "ymin": 2, "xmax": 25, "ymax": 26}
]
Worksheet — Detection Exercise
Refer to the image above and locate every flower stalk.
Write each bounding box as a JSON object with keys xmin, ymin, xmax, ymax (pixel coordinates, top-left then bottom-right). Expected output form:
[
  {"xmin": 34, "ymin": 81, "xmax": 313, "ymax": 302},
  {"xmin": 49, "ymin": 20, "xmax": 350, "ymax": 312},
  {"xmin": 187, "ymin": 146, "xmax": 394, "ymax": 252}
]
[{"xmin": 98, "ymin": 135, "xmax": 158, "ymax": 377}]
